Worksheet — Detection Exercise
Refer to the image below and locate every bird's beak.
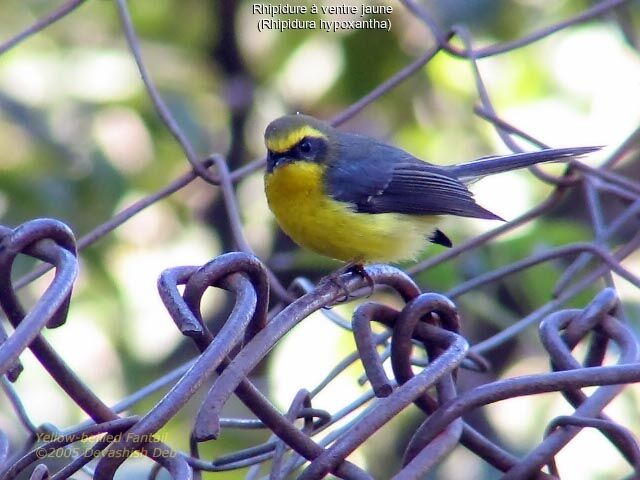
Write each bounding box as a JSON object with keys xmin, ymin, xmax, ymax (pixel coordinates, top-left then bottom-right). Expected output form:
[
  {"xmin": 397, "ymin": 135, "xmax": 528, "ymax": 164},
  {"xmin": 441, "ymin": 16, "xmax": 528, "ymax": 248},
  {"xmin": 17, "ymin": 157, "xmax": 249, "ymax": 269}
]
[
  {"xmin": 266, "ymin": 151, "xmax": 285, "ymax": 172},
  {"xmin": 266, "ymin": 151, "xmax": 276, "ymax": 172}
]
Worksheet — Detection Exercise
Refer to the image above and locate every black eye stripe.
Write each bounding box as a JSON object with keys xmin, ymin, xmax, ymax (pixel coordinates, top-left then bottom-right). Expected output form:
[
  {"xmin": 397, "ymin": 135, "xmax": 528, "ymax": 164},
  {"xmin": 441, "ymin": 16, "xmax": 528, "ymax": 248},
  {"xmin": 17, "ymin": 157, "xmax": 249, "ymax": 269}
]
[
  {"xmin": 296, "ymin": 136, "xmax": 325, "ymax": 156},
  {"xmin": 299, "ymin": 138, "xmax": 312, "ymax": 153},
  {"xmin": 267, "ymin": 136, "xmax": 326, "ymax": 172}
]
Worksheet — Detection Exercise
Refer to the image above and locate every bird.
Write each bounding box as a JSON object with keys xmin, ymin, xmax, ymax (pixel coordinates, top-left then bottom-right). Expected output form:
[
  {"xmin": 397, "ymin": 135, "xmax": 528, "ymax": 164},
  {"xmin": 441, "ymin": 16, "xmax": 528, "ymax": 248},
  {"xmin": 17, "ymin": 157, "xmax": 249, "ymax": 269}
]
[{"xmin": 263, "ymin": 114, "xmax": 599, "ymax": 274}]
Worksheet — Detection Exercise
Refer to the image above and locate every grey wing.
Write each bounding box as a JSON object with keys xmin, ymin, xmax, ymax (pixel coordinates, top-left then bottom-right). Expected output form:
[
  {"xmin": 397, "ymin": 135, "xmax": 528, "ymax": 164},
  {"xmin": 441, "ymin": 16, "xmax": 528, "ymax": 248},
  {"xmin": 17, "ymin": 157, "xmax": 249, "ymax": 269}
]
[
  {"xmin": 324, "ymin": 134, "xmax": 395, "ymax": 205},
  {"xmin": 325, "ymin": 136, "xmax": 502, "ymax": 220}
]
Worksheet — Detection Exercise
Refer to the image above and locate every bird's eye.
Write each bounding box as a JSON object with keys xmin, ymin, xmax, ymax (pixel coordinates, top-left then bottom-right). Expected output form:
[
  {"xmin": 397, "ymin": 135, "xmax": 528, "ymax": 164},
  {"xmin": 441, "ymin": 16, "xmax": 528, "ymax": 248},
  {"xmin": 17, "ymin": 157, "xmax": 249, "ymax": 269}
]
[{"xmin": 298, "ymin": 139, "xmax": 312, "ymax": 154}]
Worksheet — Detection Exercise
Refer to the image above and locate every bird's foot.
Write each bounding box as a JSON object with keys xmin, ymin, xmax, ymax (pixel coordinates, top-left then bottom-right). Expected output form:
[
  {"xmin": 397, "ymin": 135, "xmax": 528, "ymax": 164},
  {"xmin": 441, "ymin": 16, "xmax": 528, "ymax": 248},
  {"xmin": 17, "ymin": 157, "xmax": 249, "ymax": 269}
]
[
  {"xmin": 347, "ymin": 264, "xmax": 375, "ymax": 297},
  {"xmin": 321, "ymin": 263, "xmax": 375, "ymax": 304}
]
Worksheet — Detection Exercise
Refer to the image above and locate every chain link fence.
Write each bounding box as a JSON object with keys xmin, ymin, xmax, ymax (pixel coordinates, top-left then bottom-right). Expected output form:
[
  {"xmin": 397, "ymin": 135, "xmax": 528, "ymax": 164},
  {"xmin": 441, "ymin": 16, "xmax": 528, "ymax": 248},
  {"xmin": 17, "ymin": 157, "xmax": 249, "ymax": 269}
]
[{"xmin": 1, "ymin": 0, "xmax": 640, "ymax": 479}]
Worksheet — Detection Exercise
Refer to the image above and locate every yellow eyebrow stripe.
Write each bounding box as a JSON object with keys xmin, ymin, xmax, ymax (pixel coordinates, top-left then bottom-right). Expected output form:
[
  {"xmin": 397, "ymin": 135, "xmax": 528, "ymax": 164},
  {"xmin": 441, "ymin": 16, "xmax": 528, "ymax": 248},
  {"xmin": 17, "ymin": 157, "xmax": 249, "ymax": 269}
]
[{"xmin": 266, "ymin": 125, "xmax": 326, "ymax": 153}]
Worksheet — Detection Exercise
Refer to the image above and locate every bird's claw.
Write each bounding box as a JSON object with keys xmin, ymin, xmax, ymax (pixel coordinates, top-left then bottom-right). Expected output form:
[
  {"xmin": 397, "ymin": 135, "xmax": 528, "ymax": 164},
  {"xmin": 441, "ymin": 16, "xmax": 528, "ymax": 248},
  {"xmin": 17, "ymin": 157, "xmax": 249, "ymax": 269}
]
[{"xmin": 322, "ymin": 263, "xmax": 375, "ymax": 306}]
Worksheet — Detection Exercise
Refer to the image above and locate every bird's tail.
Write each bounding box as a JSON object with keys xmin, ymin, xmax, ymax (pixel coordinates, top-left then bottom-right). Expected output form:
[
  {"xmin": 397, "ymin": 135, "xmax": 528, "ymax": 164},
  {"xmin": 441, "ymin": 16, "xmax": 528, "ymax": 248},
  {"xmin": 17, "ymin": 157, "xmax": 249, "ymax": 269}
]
[{"xmin": 447, "ymin": 146, "xmax": 602, "ymax": 183}]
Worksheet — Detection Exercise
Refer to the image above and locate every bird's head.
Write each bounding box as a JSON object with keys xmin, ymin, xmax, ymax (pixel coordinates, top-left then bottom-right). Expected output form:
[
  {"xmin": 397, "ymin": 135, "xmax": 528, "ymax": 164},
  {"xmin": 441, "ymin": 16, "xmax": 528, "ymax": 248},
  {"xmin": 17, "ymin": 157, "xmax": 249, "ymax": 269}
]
[{"xmin": 264, "ymin": 114, "xmax": 333, "ymax": 173}]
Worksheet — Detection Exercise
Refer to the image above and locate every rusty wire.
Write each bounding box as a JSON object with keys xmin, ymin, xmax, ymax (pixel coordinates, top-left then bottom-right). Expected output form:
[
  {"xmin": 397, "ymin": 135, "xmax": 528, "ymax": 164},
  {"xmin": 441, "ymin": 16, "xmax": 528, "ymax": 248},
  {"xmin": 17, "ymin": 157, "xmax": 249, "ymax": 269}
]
[{"xmin": 1, "ymin": 0, "xmax": 640, "ymax": 479}]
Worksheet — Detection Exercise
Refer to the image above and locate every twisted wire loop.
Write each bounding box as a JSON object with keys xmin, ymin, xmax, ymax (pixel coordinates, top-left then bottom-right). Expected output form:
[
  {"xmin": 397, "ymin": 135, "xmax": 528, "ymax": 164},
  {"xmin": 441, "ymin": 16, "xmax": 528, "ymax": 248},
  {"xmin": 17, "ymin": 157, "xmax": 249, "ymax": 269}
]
[
  {"xmin": 0, "ymin": 222, "xmax": 201, "ymax": 480},
  {"xmin": 508, "ymin": 290, "xmax": 640, "ymax": 479},
  {"xmin": 350, "ymin": 295, "xmax": 467, "ymax": 479},
  {"xmin": 93, "ymin": 254, "xmax": 265, "ymax": 477},
  {"xmin": 297, "ymin": 291, "xmax": 469, "ymax": 479},
  {"xmin": 386, "ymin": 289, "xmax": 640, "ymax": 480},
  {"xmin": 351, "ymin": 297, "xmax": 528, "ymax": 478},
  {"xmin": 0, "ymin": 220, "xmax": 77, "ymax": 379}
]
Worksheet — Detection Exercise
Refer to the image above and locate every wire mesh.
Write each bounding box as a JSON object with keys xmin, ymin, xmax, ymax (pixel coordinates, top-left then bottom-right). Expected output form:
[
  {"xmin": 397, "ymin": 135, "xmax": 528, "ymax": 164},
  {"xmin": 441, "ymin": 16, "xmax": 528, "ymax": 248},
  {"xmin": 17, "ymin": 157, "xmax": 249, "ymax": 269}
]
[{"xmin": 1, "ymin": 1, "xmax": 640, "ymax": 479}]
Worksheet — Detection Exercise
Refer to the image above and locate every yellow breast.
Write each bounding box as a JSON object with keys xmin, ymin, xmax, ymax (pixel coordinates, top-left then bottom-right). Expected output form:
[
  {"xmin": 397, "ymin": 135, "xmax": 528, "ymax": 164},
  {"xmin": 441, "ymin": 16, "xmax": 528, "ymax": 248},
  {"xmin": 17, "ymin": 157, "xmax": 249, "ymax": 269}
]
[{"xmin": 264, "ymin": 162, "xmax": 438, "ymax": 263}]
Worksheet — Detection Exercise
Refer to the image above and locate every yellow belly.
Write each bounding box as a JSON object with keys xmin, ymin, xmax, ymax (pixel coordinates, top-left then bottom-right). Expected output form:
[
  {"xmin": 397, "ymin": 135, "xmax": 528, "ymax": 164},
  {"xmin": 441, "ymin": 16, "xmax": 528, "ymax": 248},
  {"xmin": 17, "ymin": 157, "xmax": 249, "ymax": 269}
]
[{"xmin": 264, "ymin": 162, "xmax": 438, "ymax": 263}]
